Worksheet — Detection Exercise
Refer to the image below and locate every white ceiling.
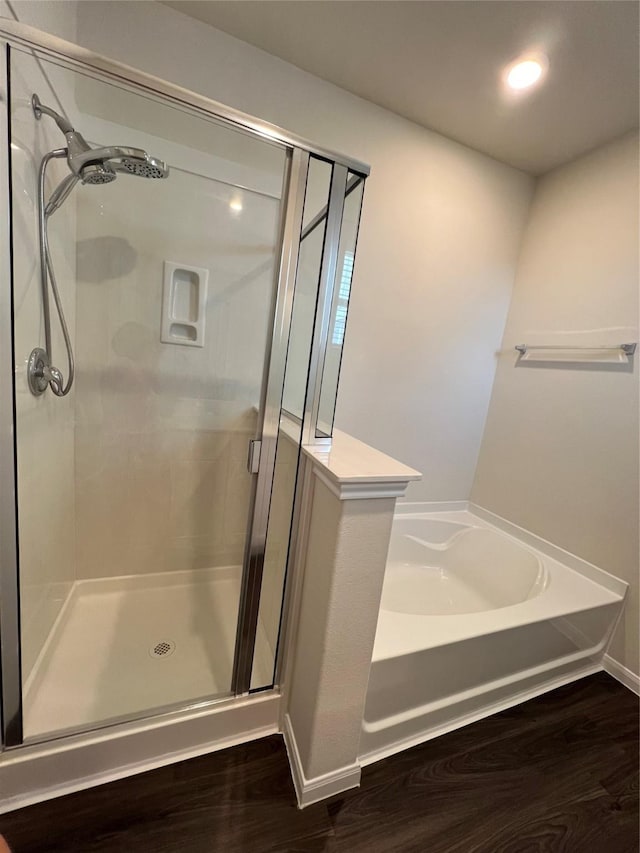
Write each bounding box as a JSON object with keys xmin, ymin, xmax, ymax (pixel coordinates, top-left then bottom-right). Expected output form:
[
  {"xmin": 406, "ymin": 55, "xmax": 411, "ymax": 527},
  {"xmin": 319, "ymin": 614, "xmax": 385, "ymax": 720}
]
[{"xmin": 163, "ymin": 0, "xmax": 639, "ymax": 175}]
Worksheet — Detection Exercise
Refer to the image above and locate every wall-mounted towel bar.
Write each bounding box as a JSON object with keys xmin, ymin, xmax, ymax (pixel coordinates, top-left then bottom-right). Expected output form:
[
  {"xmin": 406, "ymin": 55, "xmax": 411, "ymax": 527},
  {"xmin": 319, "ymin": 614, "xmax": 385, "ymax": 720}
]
[{"xmin": 515, "ymin": 343, "xmax": 637, "ymax": 364}]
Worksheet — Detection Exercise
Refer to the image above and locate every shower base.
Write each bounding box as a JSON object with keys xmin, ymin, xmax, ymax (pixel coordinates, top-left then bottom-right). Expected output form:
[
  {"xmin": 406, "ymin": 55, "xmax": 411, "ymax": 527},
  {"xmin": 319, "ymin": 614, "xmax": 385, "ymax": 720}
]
[{"xmin": 23, "ymin": 566, "xmax": 273, "ymax": 740}]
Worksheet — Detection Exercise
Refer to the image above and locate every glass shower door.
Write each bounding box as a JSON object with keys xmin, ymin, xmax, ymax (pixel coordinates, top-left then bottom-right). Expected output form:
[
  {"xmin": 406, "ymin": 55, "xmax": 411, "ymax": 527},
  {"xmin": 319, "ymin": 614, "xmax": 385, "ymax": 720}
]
[{"xmin": 7, "ymin": 46, "xmax": 287, "ymax": 741}]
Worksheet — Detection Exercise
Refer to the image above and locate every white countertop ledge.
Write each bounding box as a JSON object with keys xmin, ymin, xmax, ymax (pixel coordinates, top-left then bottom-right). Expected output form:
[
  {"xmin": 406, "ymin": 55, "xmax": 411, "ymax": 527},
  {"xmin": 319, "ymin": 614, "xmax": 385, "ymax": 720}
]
[{"xmin": 281, "ymin": 419, "xmax": 421, "ymax": 501}]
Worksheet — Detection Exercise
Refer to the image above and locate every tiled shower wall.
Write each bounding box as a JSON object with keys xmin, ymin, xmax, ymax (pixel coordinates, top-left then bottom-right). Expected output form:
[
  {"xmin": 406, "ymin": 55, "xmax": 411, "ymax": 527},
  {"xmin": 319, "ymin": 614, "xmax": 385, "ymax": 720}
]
[{"xmin": 73, "ymin": 163, "xmax": 281, "ymax": 578}]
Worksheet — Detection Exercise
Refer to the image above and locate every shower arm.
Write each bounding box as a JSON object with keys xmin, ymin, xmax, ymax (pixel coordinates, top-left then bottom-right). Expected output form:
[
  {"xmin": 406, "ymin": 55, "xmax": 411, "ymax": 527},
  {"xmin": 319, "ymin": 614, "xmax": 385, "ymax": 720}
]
[
  {"xmin": 32, "ymin": 149, "xmax": 75, "ymax": 397},
  {"xmin": 31, "ymin": 94, "xmax": 74, "ymax": 135}
]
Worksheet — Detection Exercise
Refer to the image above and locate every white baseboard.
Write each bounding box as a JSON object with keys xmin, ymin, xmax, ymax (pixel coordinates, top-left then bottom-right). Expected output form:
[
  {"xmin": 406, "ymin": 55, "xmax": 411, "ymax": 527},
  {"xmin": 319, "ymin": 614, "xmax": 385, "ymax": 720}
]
[
  {"xmin": 603, "ymin": 654, "xmax": 640, "ymax": 696},
  {"xmin": 282, "ymin": 714, "xmax": 361, "ymax": 808}
]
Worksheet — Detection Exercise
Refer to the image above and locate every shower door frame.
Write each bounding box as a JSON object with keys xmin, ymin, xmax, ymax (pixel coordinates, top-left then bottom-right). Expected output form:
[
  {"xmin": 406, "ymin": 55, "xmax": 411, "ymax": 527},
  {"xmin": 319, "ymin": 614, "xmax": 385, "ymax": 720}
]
[
  {"xmin": 230, "ymin": 146, "xmax": 308, "ymax": 693},
  {"xmin": 0, "ymin": 20, "xmax": 369, "ymax": 749}
]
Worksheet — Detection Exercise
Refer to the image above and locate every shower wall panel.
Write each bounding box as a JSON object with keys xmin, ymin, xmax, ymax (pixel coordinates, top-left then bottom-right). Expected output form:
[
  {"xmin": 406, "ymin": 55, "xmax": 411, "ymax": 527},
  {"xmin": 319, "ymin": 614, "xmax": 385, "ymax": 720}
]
[
  {"xmin": 10, "ymin": 51, "xmax": 78, "ymax": 682},
  {"xmin": 73, "ymin": 165, "xmax": 281, "ymax": 578}
]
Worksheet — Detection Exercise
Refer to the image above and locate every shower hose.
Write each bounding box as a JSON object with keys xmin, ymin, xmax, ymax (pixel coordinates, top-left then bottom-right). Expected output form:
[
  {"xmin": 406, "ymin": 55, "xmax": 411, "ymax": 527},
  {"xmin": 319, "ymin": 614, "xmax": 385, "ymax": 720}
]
[{"xmin": 36, "ymin": 149, "xmax": 75, "ymax": 397}]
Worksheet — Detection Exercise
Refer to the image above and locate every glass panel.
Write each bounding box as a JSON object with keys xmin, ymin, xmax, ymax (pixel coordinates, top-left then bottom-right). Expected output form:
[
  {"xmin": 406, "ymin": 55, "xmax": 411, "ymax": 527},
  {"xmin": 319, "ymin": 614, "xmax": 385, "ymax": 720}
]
[
  {"xmin": 316, "ymin": 174, "xmax": 365, "ymax": 438},
  {"xmin": 301, "ymin": 158, "xmax": 332, "ymax": 231},
  {"xmin": 250, "ymin": 418, "xmax": 301, "ymax": 689},
  {"xmin": 9, "ymin": 47, "xmax": 286, "ymax": 740},
  {"xmin": 281, "ymin": 158, "xmax": 332, "ymax": 421}
]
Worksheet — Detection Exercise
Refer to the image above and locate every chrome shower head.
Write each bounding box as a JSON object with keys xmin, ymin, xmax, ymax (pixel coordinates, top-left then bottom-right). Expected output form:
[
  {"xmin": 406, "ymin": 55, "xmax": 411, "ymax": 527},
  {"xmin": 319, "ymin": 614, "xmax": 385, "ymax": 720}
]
[
  {"xmin": 80, "ymin": 163, "xmax": 117, "ymax": 185},
  {"xmin": 119, "ymin": 156, "xmax": 169, "ymax": 179},
  {"xmin": 32, "ymin": 92, "xmax": 169, "ymax": 208},
  {"xmin": 72, "ymin": 145, "xmax": 169, "ymax": 182},
  {"xmin": 44, "ymin": 163, "xmax": 117, "ymax": 218}
]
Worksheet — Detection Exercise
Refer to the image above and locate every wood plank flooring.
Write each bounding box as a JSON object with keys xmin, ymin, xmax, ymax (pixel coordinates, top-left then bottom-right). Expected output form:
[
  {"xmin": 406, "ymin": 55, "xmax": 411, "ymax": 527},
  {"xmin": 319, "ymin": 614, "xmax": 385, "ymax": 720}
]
[{"xmin": 0, "ymin": 672, "xmax": 637, "ymax": 852}]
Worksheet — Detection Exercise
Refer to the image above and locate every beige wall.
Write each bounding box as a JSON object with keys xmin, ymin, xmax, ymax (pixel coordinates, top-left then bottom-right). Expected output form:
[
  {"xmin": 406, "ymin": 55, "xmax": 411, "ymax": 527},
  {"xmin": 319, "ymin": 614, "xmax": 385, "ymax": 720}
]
[
  {"xmin": 472, "ymin": 132, "xmax": 640, "ymax": 676},
  {"xmin": 67, "ymin": 0, "xmax": 534, "ymax": 502}
]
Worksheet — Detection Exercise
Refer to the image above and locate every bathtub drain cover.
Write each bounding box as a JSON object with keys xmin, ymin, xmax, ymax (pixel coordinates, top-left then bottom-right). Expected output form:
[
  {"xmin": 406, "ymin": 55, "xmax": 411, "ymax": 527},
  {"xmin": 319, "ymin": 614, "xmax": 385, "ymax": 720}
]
[{"xmin": 150, "ymin": 640, "xmax": 175, "ymax": 659}]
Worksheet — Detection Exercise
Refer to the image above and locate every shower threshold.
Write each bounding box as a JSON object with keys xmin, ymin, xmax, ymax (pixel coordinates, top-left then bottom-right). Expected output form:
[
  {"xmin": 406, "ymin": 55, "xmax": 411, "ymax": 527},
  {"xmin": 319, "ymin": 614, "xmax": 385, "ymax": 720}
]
[{"xmin": 23, "ymin": 567, "xmax": 273, "ymax": 741}]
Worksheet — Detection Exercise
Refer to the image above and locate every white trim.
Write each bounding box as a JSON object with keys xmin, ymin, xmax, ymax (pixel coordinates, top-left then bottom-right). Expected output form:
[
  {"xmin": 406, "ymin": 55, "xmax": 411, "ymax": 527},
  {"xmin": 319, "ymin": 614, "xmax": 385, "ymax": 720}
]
[
  {"xmin": 313, "ymin": 468, "xmax": 413, "ymax": 501},
  {"xmin": 360, "ymin": 661, "xmax": 602, "ymax": 767},
  {"xmin": 0, "ymin": 693, "xmax": 280, "ymax": 814},
  {"xmin": 603, "ymin": 654, "xmax": 640, "ymax": 695},
  {"xmin": 280, "ymin": 420, "xmax": 421, "ymax": 500},
  {"xmin": 282, "ymin": 714, "xmax": 361, "ymax": 808}
]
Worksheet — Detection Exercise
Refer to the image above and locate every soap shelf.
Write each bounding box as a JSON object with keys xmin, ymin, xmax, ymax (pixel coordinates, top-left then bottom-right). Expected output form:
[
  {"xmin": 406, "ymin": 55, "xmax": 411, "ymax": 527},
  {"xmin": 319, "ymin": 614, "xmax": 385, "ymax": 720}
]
[
  {"xmin": 161, "ymin": 261, "xmax": 209, "ymax": 348},
  {"xmin": 515, "ymin": 342, "xmax": 637, "ymax": 364}
]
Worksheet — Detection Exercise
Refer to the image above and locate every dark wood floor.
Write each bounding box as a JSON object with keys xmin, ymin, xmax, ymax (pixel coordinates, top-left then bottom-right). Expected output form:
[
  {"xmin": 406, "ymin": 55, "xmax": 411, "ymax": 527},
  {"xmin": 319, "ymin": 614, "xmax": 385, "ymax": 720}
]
[{"xmin": 0, "ymin": 672, "xmax": 637, "ymax": 852}]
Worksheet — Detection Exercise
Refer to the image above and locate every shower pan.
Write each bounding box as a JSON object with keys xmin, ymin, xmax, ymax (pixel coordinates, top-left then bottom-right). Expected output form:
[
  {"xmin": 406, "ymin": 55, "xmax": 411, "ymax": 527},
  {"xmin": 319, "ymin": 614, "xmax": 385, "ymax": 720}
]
[{"xmin": 0, "ymin": 20, "xmax": 368, "ymax": 769}]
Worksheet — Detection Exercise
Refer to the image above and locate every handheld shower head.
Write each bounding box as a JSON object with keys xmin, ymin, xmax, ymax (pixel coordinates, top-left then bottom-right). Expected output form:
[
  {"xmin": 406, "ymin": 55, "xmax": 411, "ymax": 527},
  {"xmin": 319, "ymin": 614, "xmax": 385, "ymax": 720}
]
[
  {"xmin": 80, "ymin": 163, "xmax": 117, "ymax": 185},
  {"xmin": 45, "ymin": 163, "xmax": 116, "ymax": 218}
]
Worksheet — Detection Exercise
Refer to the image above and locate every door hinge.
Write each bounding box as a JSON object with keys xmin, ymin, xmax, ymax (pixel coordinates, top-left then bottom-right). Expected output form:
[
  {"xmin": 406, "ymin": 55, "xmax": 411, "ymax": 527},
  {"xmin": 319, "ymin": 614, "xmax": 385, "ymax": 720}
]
[{"xmin": 247, "ymin": 439, "xmax": 261, "ymax": 474}]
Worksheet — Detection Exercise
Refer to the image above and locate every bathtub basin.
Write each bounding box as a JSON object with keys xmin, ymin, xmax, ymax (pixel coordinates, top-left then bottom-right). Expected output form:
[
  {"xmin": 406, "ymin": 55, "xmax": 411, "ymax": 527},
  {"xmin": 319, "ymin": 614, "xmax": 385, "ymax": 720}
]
[
  {"xmin": 360, "ymin": 508, "xmax": 627, "ymax": 765},
  {"xmin": 383, "ymin": 519, "xmax": 547, "ymax": 616}
]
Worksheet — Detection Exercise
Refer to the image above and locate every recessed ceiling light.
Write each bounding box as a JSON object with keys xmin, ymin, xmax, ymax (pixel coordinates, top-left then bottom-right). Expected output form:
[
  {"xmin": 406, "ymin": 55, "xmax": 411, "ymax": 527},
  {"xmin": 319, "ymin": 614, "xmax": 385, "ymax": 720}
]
[
  {"xmin": 504, "ymin": 55, "xmax": 548, "ymax": 91},
  {"xmin": 229, "ymin": 196, "xmax": 243, "ymax": 213}
]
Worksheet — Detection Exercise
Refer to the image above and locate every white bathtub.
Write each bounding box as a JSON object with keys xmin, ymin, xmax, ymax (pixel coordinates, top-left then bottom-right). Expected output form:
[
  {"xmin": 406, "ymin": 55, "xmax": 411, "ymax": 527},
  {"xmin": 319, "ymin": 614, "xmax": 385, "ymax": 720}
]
[
  {"xmin": 360, "ymin": 507, "xmax": 627, "ymax": 765},
  {"xmin": 382, "ymin": 518, "xmax": 548, "ymax": 616}
]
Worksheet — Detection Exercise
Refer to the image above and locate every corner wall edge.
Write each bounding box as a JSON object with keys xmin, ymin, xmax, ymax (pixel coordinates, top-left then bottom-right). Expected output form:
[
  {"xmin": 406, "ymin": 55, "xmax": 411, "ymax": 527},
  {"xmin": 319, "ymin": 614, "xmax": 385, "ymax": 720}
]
[{"xmin": 282, "ymin": 713, "xmax": 361, "ymax": 808}]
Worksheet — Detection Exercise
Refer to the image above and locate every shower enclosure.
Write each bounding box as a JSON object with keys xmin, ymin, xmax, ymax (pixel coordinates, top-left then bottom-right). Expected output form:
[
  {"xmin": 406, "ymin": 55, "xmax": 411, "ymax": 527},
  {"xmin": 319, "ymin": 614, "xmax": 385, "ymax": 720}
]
[{"xmin": 0, "ymin": 26, "xmax": 367, "ymax": 750}]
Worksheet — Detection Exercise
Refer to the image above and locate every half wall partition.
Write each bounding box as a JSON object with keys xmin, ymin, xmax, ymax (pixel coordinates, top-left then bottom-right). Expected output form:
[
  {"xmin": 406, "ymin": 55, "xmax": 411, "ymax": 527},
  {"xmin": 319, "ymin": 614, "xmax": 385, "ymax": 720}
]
[{"xmin": 0, "ymin": 23, "xmax": 368, "ymax": 748}]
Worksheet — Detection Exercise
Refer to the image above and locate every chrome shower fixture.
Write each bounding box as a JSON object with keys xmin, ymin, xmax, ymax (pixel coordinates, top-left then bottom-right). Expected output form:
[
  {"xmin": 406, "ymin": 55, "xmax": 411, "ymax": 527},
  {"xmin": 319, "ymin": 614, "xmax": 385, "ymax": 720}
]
[
  {"xmin": 31, "ymin": 94, "xmax": 169, "ymax": 189},
  {"xmin": 27, "ymin": 94, "xmax": 169, "ymax": 397}
]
